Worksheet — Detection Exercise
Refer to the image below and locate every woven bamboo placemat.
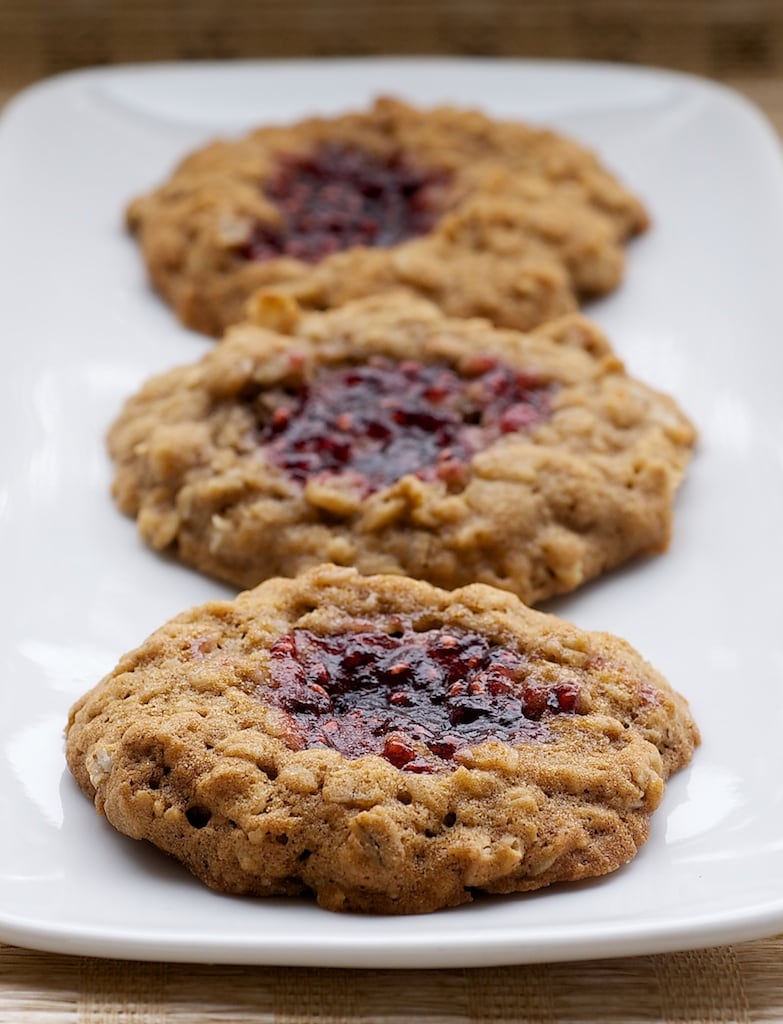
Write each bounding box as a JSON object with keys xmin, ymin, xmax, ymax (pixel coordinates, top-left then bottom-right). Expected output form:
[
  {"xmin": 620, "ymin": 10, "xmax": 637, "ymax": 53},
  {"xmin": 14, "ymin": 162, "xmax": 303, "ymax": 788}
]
[
  {"xmin": 4, "ymin": 0, "xmax": 783, "ymax": 94},
  {"xmin": 2, "ymin": 25, "xmax": 783, "ymax": 1019},
  {"xmin": 2, "ymin": 935, "xmax": 783, "ymax": 1021}
]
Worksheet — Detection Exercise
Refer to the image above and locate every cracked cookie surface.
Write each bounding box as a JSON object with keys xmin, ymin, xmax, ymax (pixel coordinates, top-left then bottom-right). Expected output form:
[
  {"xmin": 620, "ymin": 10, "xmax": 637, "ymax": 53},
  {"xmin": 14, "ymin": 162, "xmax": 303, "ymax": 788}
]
[
  {"xmin": 108, "ymin": 293, "xmax": 696, "ymax": 604},
  {"xmin": 65, "ymin": 564, "xmax": 699, "ymax": 914},
  {"xmin": 126, "ymin": 96, "xmax": 648, "ymax": 336}
]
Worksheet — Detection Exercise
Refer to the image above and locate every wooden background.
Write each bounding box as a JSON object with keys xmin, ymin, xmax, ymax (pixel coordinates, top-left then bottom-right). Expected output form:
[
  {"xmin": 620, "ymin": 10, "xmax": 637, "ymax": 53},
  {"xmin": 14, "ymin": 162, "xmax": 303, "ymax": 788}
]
[
  {"xmin": 3, "ymin": 1, "xmax": 783, "ymax": 131},
  {"xmin": 3, "ymin": 0, "xmax": 783, "ymax": 96},
  {"xmin": 2, "ymin": 1, "xmax": 783, "ymax": 1020}
]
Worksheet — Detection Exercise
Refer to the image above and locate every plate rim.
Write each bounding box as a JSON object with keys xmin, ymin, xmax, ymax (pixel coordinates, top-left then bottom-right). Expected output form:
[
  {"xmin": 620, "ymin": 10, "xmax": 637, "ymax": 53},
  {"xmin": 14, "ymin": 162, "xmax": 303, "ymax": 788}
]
[{"xmin": 2, "ymin": 55, "xmax": 782, "ymax": 967}]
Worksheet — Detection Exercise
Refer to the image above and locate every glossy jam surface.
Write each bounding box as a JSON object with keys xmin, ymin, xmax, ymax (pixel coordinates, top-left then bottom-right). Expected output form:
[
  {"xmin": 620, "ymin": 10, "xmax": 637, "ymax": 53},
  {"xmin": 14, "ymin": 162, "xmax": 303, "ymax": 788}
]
[
  {"xmin": 243, "ymin": 144, "xmax": 448, "ymax": 263},
  {"xmin": 256, "ymin": 357, "xmax": 551, "ymax": 493},
  {"xmin": 266, "ymin": 628, "xmax": 580, "ymax": 772}
]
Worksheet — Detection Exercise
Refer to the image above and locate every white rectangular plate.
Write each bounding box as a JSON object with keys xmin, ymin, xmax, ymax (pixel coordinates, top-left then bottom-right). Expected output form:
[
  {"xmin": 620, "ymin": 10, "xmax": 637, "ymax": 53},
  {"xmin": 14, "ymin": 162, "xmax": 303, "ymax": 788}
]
[{"xmin": 1, "ymin": 58, "xmax": 782, "ymax": 968}]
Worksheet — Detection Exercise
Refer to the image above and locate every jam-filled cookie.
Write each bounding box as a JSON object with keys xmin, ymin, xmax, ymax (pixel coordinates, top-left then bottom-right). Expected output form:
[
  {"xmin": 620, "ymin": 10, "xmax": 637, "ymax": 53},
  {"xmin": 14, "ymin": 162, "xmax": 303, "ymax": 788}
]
[
  {"xmin": 65, "ymin": 565, "xmax": 699, "ymax": 914},
  {"xmin": 126, "ymin": 96, "xmax": 648, "ymax": 336},
  {"xmin": 108, "ymin": 293, "xmax": 695, "ymax": 605}
]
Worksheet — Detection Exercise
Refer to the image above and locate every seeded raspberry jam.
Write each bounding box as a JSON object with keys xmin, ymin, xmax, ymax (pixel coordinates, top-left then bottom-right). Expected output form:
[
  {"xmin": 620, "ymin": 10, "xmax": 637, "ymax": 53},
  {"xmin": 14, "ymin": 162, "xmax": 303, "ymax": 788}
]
[
  {"xmin": 257, "ymin": 356, "xmax": 551, "ymax": 493},
  {"xmin": 242, "ymin": 144, "xmax": 448, "ymax": 263},
  {"xmin": 266, "ymin": 628, "xmax": 581, "ymax": 772}
]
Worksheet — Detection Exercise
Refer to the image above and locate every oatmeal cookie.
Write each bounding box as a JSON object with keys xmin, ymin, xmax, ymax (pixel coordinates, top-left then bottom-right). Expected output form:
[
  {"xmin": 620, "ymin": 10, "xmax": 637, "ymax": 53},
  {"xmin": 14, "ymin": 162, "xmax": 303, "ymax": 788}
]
[
  {"xmin": 66, "ymin": 565, "xmax": 699, "ymax": 914},
  {"xmin": 126, "ymin": 96, "xmax": 648, "ymax": 336},
  {"xmin": 108, "ymin": 293, "xmax": 696, "ymax": 604}
]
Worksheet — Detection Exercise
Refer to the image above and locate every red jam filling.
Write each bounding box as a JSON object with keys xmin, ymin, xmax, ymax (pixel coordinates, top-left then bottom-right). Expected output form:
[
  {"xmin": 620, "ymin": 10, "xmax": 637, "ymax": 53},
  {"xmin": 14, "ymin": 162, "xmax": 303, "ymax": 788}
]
[
  {"xmin": 242, "ymin": 143, "xmax": 449, "ymax": 263},
  {"xmin": 266, "ymin": 628, "xmax": 580, "ymax": 772},
  {"xmin": 256, "ymin": 356, "xmax": 551, "ymax": 493}
]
